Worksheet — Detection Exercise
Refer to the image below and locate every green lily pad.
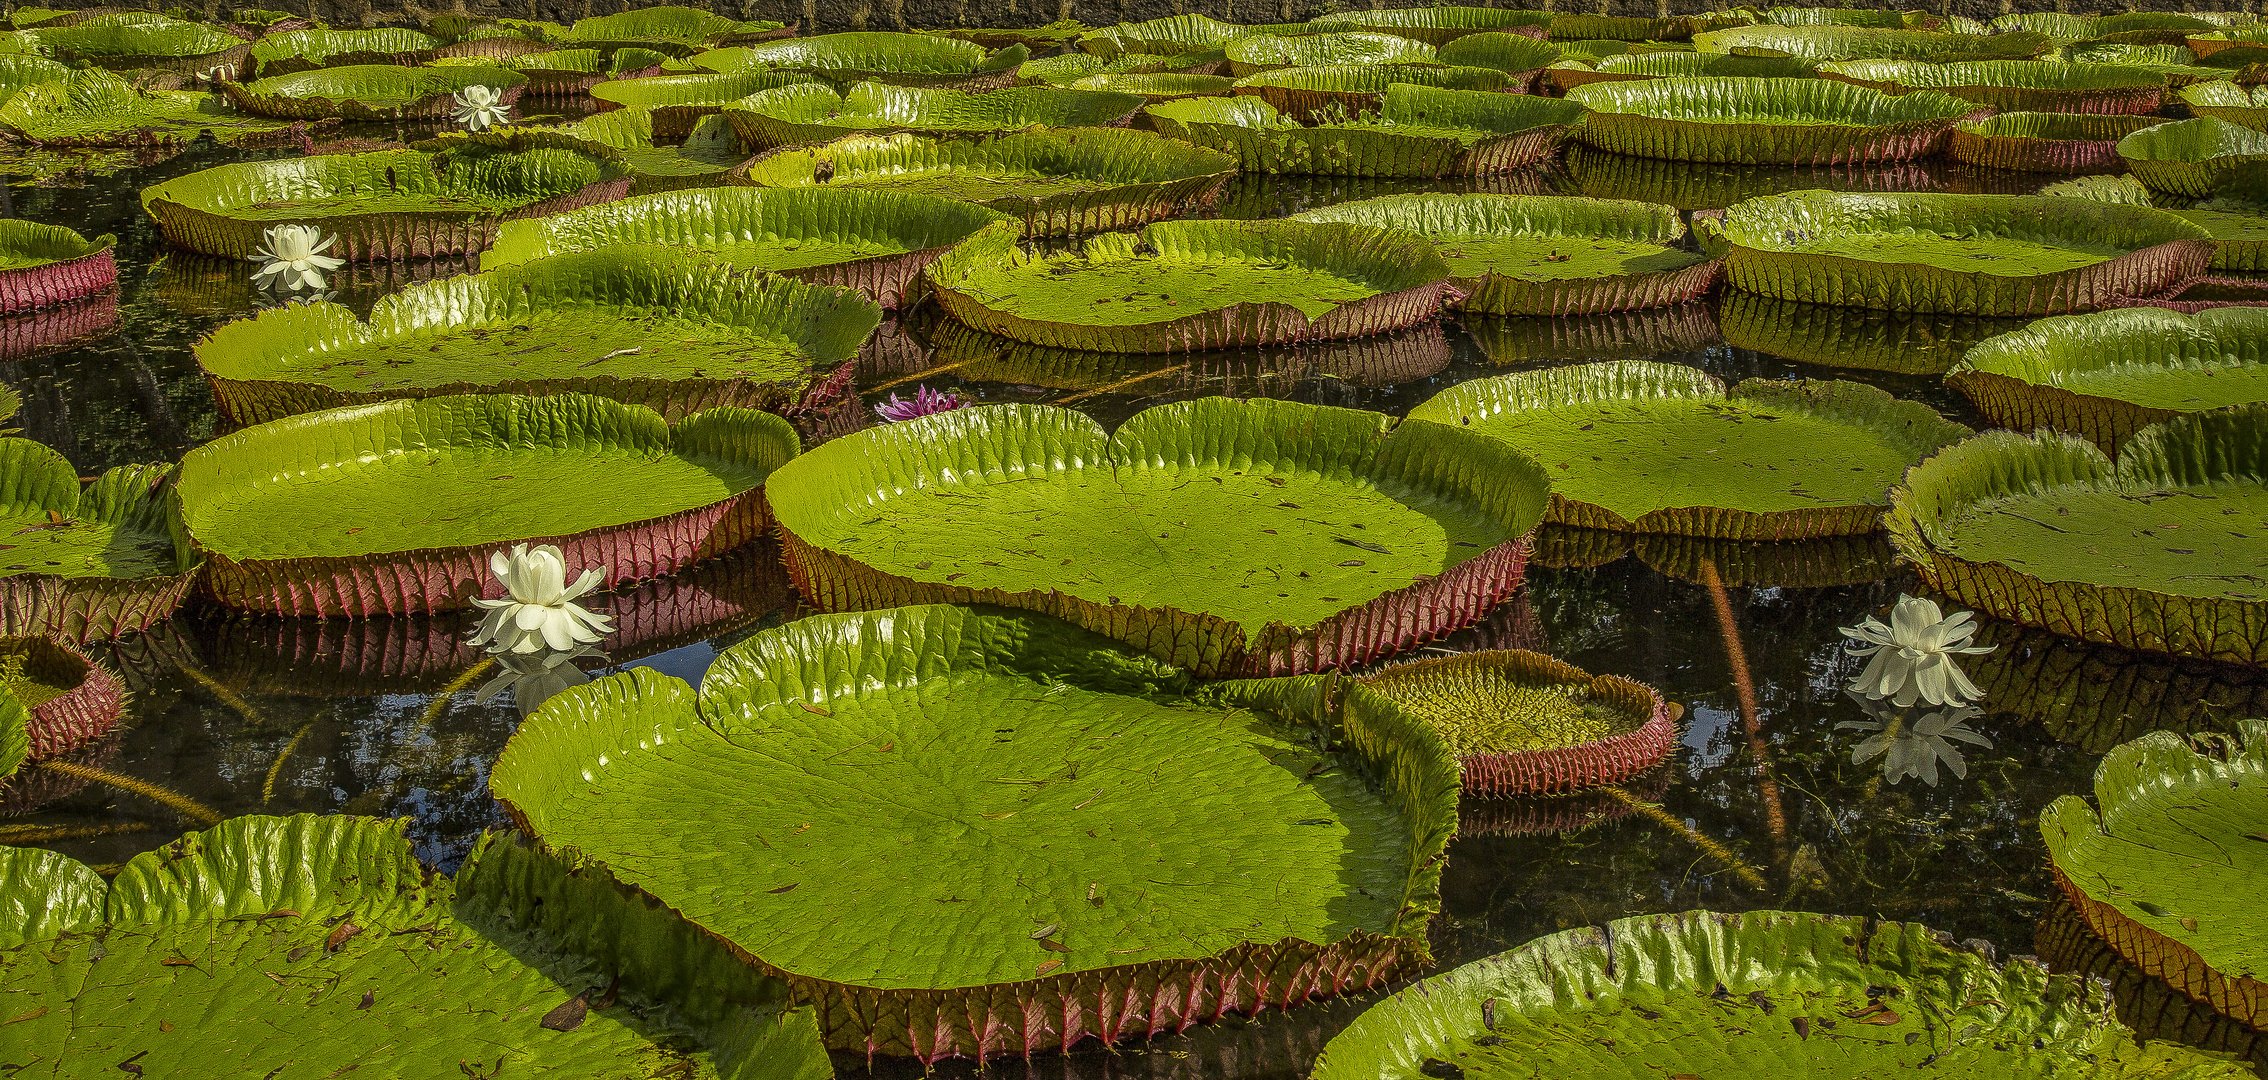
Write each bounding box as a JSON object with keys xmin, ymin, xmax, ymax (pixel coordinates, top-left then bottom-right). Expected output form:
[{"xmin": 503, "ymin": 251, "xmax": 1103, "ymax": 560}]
[
  {"xmin": 0, "ymin": 217, "xmax": 114, "ymax": 316},
  {"xmin": 1560, "ymin": 143, "xmax": 1943, "ymax": 212},
  {"xmin": 1433, "ymin": 31, "xmax": 1562, "ymax": 79},
  {"xmin": 490, "ymin": 603, "xmax": 1460, "ymax": 1060},
  {"xmin": 1144, "ymin": 84, "xmax": 1581, "ymax": 178},
  {"xmin": 1222, "ymin": 31, "xmax": 1436, "ymax": 76},
  {"xmin": 2170, "ymin": 203, "xmax": 2268, "ymax": 273},
  {"xmin": 1310, "ymin": 909, "xmax": 2254, "ymax": 1080},
  {"xmin": 1703, "ymin": 191, "xmax": 2213, "ymax": 315},
  {"xmin": 1951, "ymin": 307, "xmax": 2268, "ymax": 451},
  {"xmin": 2035, "ymin": 897, "xmax": 2268, "ymax": 1075},
  {"xmin": 1545, "ymin": 49, "xmax": 1815, "ymax": 91},
  {"xmin": 765, "ymin": 399, "xmax": 1547, "ymax": 675},
  {"xmin": 2183, "ymin": 82, "xmax": 2268, "ymax": 133},
  {"xmin": 0, "ymin": 53, "xmax": 74, "ymax": 101},
  {"xmin": 0, "ymin": 689, "xmax": 24, "ymax": 783},
  {"xmin": 2120, "ymin": 117, "xmax": 2268, "ymax": 200},
  {"xmin": 1718, "ymin": 291, "xmax": 2026, "ymax": 375},
  {"xmin": 551, "ymin": 107, "xmax": 750, "ymax": 192},
  {"xmin": 1564, "ymin": 76, "xmax": 1978, "ymax": 164},
  {"xmin": 1411, "ymin": 360, "xmax": 1968, "ymax": 538},
  {"xmin": 2044, "ymin": 719, "xmax": 2267, "ymax": 1032},
  {"xmin": 927, "ymin": 218, "xmax": 1454, "ymax": 352},
  {"xmin": 494, "ymin": 47, "xmax": 670, "ymax": 96},
  {"xmin": 1550, "ymin": 14, "xmax": 1699, "ymax": 41},
  {"xmin": 1994, "ymin": 11, "xmax": 2218, "ymax": 45},
  {"xmin": 1947, "ymin": 111, "xmax": 2164, "ymax": 174},
  {"xmin": 247, "ymin": 27, "xmax": 443, "ymax": 77},
  {"xmin": 141, "ymin": 144, "xmax": 626, "ymax": 262},
  {"xmin": 1065, "ymin": 70, "xmax": 1233, "ymax": 100},
  {"xmin": 0, "ymin": 814, "xmax": 836, "ymax": 1077},
  {"xmin": 1076, "ymin": 14, "xmax": 1296, "ymax": 59},
  {"xmin": 1886, "ymin": 404, "xmax": 2268, "ymax": 664},
  {"xmin": 2040, "ymin": 171, "xmax": 2159, "ymax": 205},
  {"xmin": 1290, "ymin": 193, "xmax": 1717, "ymax": 316},
  {"xmin": 175, "ymin": 392, "xmax": 798, "ymax": 616},
  {"xmin": 694, "ymin": 31, "xmax": 1027, "ymax": 89},
  {"xmin": 1306, "ymin": 7, "xmax": 1552, "ymax": 47},
  {"xmin": 551, "ymin": 5, "xmax": 763, "ymax": 56},
  {"xmin": 1819, "ymin": 58, "xmax": 2165, "ymax": 114},
  {"xmin": 32, "ymin": 12, "xmax": 250, "ymax": 75},
  {"xmin": 589, "ymin": 71, "xmax": 819, "ymax": 140},
  {"xmin": 932, "ymin": 20, "xmax": 1088, "ymax": 53},
  {"xmin": 724, "ymin": 80, "xmax": 1144, "ymax": 149},
  {"xmin": 733, "ymin": 127, "xmax": 1234, "ymax": 238},
  {"xmin": 1016, "ymin": 48, "xmax": 1225, "ymax": 84},
  {"xmin": 197, "ymin": 247, "xmax": 878, "ymax": 424},
  {"xmin": 0, "ymin": 438, "xmax": 194, "ymax": 641},
  {"xmin": 1692, "ymin": 23, "xmax": 2051, "ymax": 61},
  {"xmin": 223, "ymin": 62, "xmax": 528, "ymax": 121},
  {"xmin": 2054, "ymin": 41, "xmax": 2232, "ymax": 86},
  {"xmin": 1357, "ymin": 648, "xmax": 1674, "ymax": 795},
  {"xmin": 0, "ymin": 67, "xmax": 310, "ymax": 148},
  {"xmin": 483, "ymin": 186, "xmax": 1005, "ymax": 309},
  {"xmin": 1228, "ymin": 62, "xmax": 1510, "ymax": 122},
  {"xmin": 1763, "ymin": 7, "xmax": 1943, "ymax": 30}
]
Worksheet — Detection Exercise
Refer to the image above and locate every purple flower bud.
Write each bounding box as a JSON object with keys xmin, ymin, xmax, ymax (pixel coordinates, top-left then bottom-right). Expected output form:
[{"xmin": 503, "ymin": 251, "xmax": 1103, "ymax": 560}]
[{"xmin": 874, "ymin": 385, "xmax": 965, "ymax": 422}]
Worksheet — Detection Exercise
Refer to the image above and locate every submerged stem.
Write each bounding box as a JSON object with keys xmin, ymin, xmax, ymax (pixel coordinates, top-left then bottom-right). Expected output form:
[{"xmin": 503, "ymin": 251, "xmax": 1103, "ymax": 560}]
[
  {"xmin": 38, "ymin": 761, "xmax": 222, "ymax": 826},
  {"xmin": 1695, "ymin": 560, "xmax": 1791, "ymax": 861},
  {"xmin": 419, "ymin": 658, "xmax": 497, "ymax": 728},
  {"xmin": 1600, "ymin": 784, "xmax": 1768, "ymax": 891}
]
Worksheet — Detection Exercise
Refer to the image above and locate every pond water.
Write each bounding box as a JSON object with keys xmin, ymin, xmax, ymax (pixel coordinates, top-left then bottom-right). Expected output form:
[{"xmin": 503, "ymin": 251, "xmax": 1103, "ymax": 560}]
[{"xmin": 5, "ymin": 130, "xmax": 2262, "ymax": 1078}]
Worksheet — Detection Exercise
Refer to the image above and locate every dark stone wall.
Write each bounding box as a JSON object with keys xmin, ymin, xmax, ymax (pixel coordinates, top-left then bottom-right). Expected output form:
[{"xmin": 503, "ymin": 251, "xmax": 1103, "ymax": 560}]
[{"xmin": 86, "ymin": 0, "xmax": 2268, "ymax": 38}]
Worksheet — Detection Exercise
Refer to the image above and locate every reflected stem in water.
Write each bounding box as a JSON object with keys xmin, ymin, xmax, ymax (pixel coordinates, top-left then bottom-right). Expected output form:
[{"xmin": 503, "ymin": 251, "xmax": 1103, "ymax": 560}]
[
  {"xmin": 420, "ymin": 658, "xmax": 497, "ymax": 729},
  {"xmin": 37, "ymin": 760, "xmax": 222, "ymax": 826},
  {"xmin": 1697, "ymin": 560, "xmax": 1791, "ymax": 865},
  {"xmin": 869, "ymin": 359, "xmax": 976, "ymax": 393},
  {"xmin": 1601, "ymin": 783, "xmax": 1769, "ymax": 890},
  {"xmin": 172, "ymin": 652, "xmax": 268, "ymax": 727},
  {"xmin": 0, "ymin": 820, "xmax": 162, "ymax": 844},
  {"xmin": 261, "ymin": 719, "xmax": 317, "ymax": 804}
]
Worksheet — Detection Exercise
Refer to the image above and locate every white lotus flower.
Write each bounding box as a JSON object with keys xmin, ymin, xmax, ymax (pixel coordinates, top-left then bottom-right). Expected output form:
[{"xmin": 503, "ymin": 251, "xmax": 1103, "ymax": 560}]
[
  {"xmin": 475, "ymin": 645, "xmax": 602, "ymax": 718},
  {"xmin": 451, "ymin": 84, "xmax": 510, "ymax": 131},
  {"xmin": 1838, "ymin": 696, "xmax": 1993, "ymax": 787},
  {"xmin": 1840, "ymin": 594, "xmax": 1994, "ymax": 708},
  {"xmin": 250, "ymin": 225, "xmax": 344, "ymax": 293},
  {"xmin": 469, "ymin": 543, "xmax": 615, "ymax": 655}
]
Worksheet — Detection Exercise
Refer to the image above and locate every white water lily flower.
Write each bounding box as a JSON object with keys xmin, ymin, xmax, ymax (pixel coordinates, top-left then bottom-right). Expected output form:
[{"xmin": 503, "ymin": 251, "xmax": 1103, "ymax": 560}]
[
  {"xmin": 475, "ymin": 645, "xmax": 602, "ymax": 718},
  {"xmin": 469, "ymin": 543, "xmax": 615, "ymax": 655},
  {"xmin": 250, "ymin": 225, "xmax": 344, "ymax": 293},
  {"xmin": 451, "ymin": 84, "xmax": 511, "ymax": 131},
  {"xmin": 1840, "ymin": 594, "xmax": 1994, "ymax": 708}
]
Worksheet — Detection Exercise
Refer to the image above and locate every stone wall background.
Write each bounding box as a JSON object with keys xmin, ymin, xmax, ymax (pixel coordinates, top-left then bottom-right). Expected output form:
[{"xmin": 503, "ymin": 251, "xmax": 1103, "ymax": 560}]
[{"xmin": 43, "ymin": 0, "xmax": 2268, "ymax": 45}]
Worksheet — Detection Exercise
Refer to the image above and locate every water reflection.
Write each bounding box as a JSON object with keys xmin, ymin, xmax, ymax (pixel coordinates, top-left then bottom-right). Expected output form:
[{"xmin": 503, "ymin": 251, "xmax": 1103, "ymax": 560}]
[
  {"xmin": 1837, "ymin": 695, "xmax": 1994, "ymax": 787},
  {"xmin": 474, "ymin": 646, "xmax": 603, "ymax": 718}
]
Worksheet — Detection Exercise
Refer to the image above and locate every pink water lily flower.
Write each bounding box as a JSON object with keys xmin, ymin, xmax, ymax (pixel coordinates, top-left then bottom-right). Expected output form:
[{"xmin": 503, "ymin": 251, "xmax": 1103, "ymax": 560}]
[{"xmin": 874, "ymin": 384, "xmax": 965, "ymax": 422}]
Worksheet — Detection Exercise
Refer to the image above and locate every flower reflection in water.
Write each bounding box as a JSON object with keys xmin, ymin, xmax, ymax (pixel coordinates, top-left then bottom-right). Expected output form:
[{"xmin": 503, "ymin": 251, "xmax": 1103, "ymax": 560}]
[
  {"xmin": 475, "ymin": 646, "xmax": 605, "ymax": 718},
  {"xmin": 1837, "ymin": 693, "xmax": 1993, "ymax": 787}
]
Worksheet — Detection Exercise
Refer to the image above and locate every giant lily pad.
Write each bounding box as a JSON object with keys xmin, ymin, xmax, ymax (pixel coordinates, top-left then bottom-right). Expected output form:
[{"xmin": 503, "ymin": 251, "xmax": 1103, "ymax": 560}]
[
  {"xmin": 1433, "ymin": 31, "xmax": 1563, "ymax": 82},
  {"xmin": 1692, "ymin": 24, "xmax": 2051, "ymax": 62},
  {"xmin": 482, "ymin": 186, "xmax": 1004, "ymax": 308},
  {"xmin": 1411, "ymin": 360, "xmax": 1968, "ymax": 539},
  {"xmin": 197, "ymin": 247, "xmax": 878, "ymax": 423},
  {"xmin": 174, "ymin": 392, "xmax": 799, "ymax": 617},
  {"xmin": 1564, "ymin": 76, "xmax": 1978, "ymax": 164},
  {"xmin": 1306, "ymin": 7, "xmax": 1551, "ymax": 47},
  {"xmin": 1017, "ymin": 48, "xmax": 1227, "ymax": 85},
  {"xmin": 141, "ymin": 144, "xmax": 628, "ymax": 262},
  {"xmin": 1550, "ymin": 14, "xmax": 1699, "ymax": 41},
  {"xmin": 1545, "ymin": 50, "xmax": 1816, "ymax": 91},
  {"xmin": 1819, "ymin": 58, "xmax": 2166, "ymax": 114},
  {"xmin": 766, "ymin": 399, "xmax": 1548, "ymax": 675},
  {"xmin": 498, "ymin": 47, "xmax": 671, "ymax": 97},
  {"xmin": 2181, "ymin": 81, "xmax": 2268, "ymax": 131},
  {"xmin": 590, "ymin": 70, "xmax": 817, "ymax": 140},
  {"xmin": 247, "ymin": 27, "xmax": 443, "ymax": 77},
  {"xmin": 724, "ymin": 80, "xmax": 1145, "ymax": 150},
  {"xmin": 1357, "ymin": 648, "xmax": 1675, "ymax": 795},
  {"xmin": 0, "ymin": 438, "xmax": 193, "ymax": 641},
  {"xmin": 733, "ymin": 128, "xmax": 1234, "ymax": 238},
  {"xmin": 1947, "ymin": 111, "xmax": 2164, "ymax": 174},
  {"xmin": 1560, "ymin": 143, "xmax": 1944, "ymax": 211},
  {"xmin": 32, "ymin": 12, "xmax": 251, "ymax": 76},
  {"xmin": 1228, "ymin": 62, "xmax": 1510, "ymax": 121},
  {"xmin": 927, "ymin": 218, "xmax": 1454, "ymax": 352},
  {"xmin": 0, "ymin": 67, "xmax": 311, "ymax": 147},
  {"xmin": 1065, "ymin": 70, "xmax": 1234, "ymax": 100},
  {"xmin": 1309, "ymin": 909, "xmax": 2254, "ymax": 1080},
  {"xmin": 0, "ymin": 218, "xmax": 114, "ymax": 317},
  {"xmin": 2043, "ymin": 720, "xmax": 2267, "ymax": 1031},
  {"xmin": 222, "ymin": 62, "xmax": 528, "ymax": 121},
  {"xmin": 2120, "ymin": 118, "xmax": 2268, "ymax": 199},
  {"xmin": 1290, "ymin": 193, "xmax": 1718, "ymax": 316},
  {"xmin": 1222, "ymin": 31, "xmax": 1436, "ymax": 76},
  {"xmin": 695, "ymin": 32, "xmax": 1027, "ymax": 90},
  {"xmin": 1702, "ymin": 191, "xmax": 2214, "ymax": 315},
  {"xmin": 0, "ymin": 633, "xmax": 123, "ymax": 761},
  {"xmin": 1886, "ymin": 404, "xmax": 2268, "ymax": 664},
  {"xmin": 1951, "ymin": 307, "xmax": 2268, "ymax": 451},
  {"xmin": 2035, "ymin": 899, "xmax": 2268, "ymax": 1073},
  {"xmin": 1995, "ymin": 11, "xmax": 2218, "ymax": 46},
  {"xmin": 0, "ymin": 814, "xmax": 837, "ymax": 1077},
  {"xmin": 551, "ymin": 107, "xmax": 750, "ymax": 193},
  {"xmin": 551, "ymin": 5, "xmax": 774, "ymax": 55},
  {"xmin": 489, "ymin": 603, "xmax": 1461, "ymax": 1059},
  {"xmin": 1076, "ymin": 14, "xmax": 1294, "ymax": 59},
  {"xmin": 1144, "ymin": 84, "xmax": 1581, "ymax": 178}
]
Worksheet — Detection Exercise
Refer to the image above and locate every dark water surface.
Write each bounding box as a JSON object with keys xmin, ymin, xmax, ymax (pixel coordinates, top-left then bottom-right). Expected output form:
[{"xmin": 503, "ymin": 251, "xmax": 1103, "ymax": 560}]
[{"xmin": 6, "ymin": 131, "xmax": 2261, "ymax": 1078}]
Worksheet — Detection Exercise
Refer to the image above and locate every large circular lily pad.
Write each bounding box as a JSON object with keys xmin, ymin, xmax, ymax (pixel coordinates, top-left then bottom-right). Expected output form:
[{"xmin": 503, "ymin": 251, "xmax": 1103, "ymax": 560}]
[
  {"xmin": 1222, "ymin": 31, "xmax": 1435, "ymax": 76},
  {"xmin": 724, "ymin": 80, "xmax": 1144, "ymax": 150},
  {"xmin": 1357, "ymin": 648, "xmax": 1675, "ymax": 795},
  {"xmin": 1412, "ymin": 360, "xmax": 1968, "ymax": 538},
  {"xmin": 1305, "ymin": 7, "xmax": 1551, "ymax": 47},
  {"xmin": 1144, "ymin": 84, "xmax": 1580, "ymax": 178},
  {"xmin": 2182, "ymin": 82, "xmax": 2268, "ymax": 133},
  {"xmin": 222, "ymin": 62, "xmax": 528, "ymax": 121},
  {"xmin": 1705, "ymin": 191, "xmax": 2214, "ymax": 315},
  {"xmin": 733, "ymin": 128, "xmax": 1235, "ymax": 238},
  {"xmin": 1691, "ymin": 23, "xmax": 2052, "ymax": 62},
  {"xmin": 1290, "ymin": 193, "xmax": 1718, "ymax": 316},
  {"xmin": 1228, "ymin": 61, "xmax": 1509, "ymax": 121},
  {"xmin": 1887, "ymin": 404, "xmax": 2268, "ymax": 664},
  {"xmin": 589, "ymin": 70, "xmax": 818, "ymax": 140},
  {"xmin": 1545, "ymin": 49, "xmax": 1816, "ymax": 91},
  {"xmin": 1564, "ymin": 76, "xmax": 1979, "ymax": 165},
  {"xmin": 1950, "ymin": 307, "xmax": 2268, "ymax": 451},
  {"xmin": 246, "ymin": 27, "xmax": 443, "ymax": 77},
  {"xmin": 0, "ymin": 67, "xmax": 312, "ymax": 148},
  {"xmin": 197, "ymin": 247, "xmax": 879, "ymax": 423},
  {"xmin": 694, "ymin": 31, "xmax": 1027, "ymax": 90},
  {"xmin": 2120, "ymin": 117, "xmax": 2268, "ymax": 200},
  {"xmin": 0, "ymin": 814, "xmax": 835, "ymax": 1077},
  {"xmin": 2044, "ymin": 720, "xmax": 2267, "ymax": 1032},
  {"xmin": 1818, "ymin": 58, "xmax": 2166, "ymax": 114},
  {"xmin": 1947, "ymin": 111, "xmax": 2164, "ymax": 175},
  {"xmin": 482, "ymin": 186, "xmax": 1006, "ymax": 309},
  {"xmin": 550, "ymin": 4, "xmax": 781, "ymax": 55},
  {"xmin": 32, "ymin": 12, "xmax": 251, "ymax": 76},
  {"xmin": 1309, "ymin": 908, "xmax": 2254, "ymax": 1080},
  {"xmin": 0, "ymin": 218, "xmax": 113, "ymax": 317},
  {"xmin": 766, "ymin": 399, "xmax": 1548, "ymax": 676},
  {"xmin": 174, "ymin": 392, "xmax": 799, "ymax": 617},
  {"xmin": 926, "ymin": 218, "xmax": 1454, "ymax": 352},
  {"xmin": 141, "ymin": 144, "xmax": 629, "ymax": 262},
  {"xmin": 0, "ymin": 633, "xmax": 124, "ymax": 761},
  {"xmin": 0, "ymin": 438, "xmax": 194, "ymax": 642},
  {"xmin": 496, "ymin": 46, "xmax": 670, "ymax": 96},
  {"xmin": 490, "ymin": 603, "xmax": 1461, "ymax": 1060}
]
